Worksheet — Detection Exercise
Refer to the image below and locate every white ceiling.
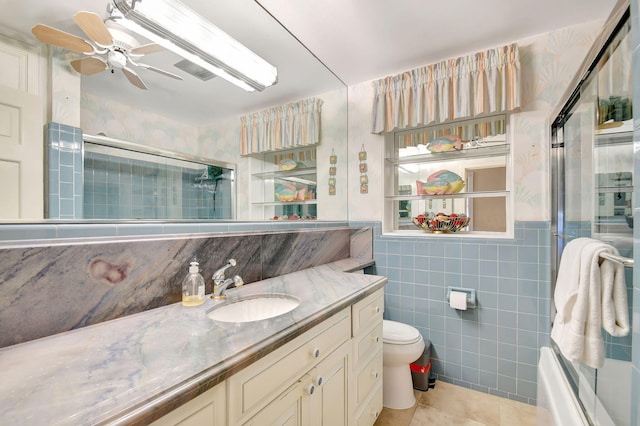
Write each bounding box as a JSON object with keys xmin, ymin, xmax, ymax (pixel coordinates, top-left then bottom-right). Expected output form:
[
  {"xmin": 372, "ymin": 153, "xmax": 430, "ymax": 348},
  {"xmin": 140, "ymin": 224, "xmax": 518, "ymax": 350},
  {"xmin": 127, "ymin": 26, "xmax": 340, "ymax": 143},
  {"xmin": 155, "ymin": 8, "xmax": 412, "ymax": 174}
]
[
  {"xmin": 0, "ymin": 0, "xmax": 619, "ymax": 125},
  {"xmin": 257, "ymin": 0, "xmax": 619, "ymax": 86}
]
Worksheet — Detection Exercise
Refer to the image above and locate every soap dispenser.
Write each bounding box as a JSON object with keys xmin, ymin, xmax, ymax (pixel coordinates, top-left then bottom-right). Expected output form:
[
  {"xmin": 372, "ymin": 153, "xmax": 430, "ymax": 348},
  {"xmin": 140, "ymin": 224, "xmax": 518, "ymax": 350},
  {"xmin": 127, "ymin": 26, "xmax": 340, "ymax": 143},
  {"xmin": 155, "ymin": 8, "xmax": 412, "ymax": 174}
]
[{"xmin": 182, "ymin": 261, "xmax": 205, "ymax": 306}]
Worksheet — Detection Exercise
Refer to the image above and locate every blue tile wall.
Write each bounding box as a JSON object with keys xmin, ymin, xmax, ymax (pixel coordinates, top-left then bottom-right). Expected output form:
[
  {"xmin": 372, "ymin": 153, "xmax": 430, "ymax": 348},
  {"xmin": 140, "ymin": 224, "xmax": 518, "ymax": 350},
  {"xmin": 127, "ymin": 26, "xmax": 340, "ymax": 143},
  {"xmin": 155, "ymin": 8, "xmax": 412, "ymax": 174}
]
[
  {"xmin": 353, "ymin": 217, "xmax": 638, "ymax": 406},
  {"xmin": 351, "ymin": 221, "xmax": 551, "ymax": 404},
  {"xmin": 83, "ymin": 152, "xmax": 233, "ymax": 220},
  {"xmin": 46, "ymin": 123, "xmax": 83, "ymax": 219}
]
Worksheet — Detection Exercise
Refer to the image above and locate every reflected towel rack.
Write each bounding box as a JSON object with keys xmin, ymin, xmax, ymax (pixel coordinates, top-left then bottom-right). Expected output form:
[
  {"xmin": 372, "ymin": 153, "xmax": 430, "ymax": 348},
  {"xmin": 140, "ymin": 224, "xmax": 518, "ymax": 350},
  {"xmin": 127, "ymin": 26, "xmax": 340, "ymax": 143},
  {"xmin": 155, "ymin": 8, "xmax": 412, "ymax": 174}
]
[{"xmin": 599, "ymin": 252, "xmax": 634, "ymax": 268}]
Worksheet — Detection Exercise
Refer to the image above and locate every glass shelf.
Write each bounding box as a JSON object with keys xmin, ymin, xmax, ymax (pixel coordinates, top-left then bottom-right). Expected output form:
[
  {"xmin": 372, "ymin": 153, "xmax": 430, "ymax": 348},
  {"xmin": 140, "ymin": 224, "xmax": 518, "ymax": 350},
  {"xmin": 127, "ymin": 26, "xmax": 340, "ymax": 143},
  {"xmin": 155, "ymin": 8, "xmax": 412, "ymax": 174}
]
[{"xmin": 386, "ymin": 143, "xmax": 509, "ymax": 165}]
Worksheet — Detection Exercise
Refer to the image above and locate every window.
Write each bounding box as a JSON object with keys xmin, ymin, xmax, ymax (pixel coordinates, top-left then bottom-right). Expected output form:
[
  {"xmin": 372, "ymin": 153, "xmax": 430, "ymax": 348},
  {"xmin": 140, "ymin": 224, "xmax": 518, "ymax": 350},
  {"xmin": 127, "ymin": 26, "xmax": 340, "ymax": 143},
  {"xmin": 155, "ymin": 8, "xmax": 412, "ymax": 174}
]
[{"xmin": 384, "ymin": 115, "xmax": 513, "ymax": 237}]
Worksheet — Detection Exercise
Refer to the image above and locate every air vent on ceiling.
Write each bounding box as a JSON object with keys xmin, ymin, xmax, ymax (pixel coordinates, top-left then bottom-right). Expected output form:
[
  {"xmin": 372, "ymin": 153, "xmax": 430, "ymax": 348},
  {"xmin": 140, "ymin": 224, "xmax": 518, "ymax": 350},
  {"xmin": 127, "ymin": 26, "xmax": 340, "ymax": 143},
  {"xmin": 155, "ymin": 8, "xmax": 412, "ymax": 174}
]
[{"xmin": 174, "ymin": 59, "xmax": 217, "ymax": 81}]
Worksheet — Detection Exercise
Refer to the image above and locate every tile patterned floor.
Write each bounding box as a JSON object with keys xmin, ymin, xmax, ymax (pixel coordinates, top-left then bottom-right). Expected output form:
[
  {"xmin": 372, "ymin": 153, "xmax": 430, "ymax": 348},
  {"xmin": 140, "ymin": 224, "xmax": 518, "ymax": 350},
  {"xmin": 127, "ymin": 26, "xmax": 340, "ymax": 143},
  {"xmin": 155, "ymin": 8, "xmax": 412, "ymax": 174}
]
[{"xmin": 374, "ymin": 381, "xmax": 538, "ymax": 426}]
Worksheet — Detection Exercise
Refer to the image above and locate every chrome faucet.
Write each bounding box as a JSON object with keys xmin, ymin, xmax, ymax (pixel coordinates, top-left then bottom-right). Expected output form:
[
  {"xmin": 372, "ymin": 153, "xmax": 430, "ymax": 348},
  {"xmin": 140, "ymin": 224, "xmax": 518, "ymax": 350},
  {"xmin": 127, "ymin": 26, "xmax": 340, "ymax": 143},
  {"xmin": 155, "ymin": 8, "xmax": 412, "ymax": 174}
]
[{"xmin": 211, "ymin": 259, "xmax": 244, "ymax": 299}]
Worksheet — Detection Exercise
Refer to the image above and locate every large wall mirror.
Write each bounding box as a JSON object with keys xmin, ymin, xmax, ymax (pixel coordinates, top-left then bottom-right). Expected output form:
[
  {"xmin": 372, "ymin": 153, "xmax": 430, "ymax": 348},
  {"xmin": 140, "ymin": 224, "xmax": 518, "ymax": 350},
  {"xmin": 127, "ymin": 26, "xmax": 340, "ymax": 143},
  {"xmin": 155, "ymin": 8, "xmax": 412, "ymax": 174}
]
[{"xmin": 0, "ymin": 0, "xmax": 348, "ymax": 223}]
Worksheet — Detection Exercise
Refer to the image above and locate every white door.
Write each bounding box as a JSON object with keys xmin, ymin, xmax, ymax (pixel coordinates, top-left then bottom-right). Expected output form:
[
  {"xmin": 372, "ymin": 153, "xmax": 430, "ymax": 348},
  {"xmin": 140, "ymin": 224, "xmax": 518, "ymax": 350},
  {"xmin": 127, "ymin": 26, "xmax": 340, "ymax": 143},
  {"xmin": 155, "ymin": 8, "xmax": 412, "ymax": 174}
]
[{"xmin": 0, "ymin": 85, "xmax": 43, "ymax": 219}]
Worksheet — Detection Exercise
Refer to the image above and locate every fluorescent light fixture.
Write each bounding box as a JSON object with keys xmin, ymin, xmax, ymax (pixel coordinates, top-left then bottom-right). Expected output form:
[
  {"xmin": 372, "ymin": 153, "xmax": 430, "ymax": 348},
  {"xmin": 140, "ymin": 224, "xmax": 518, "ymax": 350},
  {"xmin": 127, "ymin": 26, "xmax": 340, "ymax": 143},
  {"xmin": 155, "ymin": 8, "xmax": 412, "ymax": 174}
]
[{"xmin": 110, "ymin": 0, "xmax": 278, "ymax": 92}]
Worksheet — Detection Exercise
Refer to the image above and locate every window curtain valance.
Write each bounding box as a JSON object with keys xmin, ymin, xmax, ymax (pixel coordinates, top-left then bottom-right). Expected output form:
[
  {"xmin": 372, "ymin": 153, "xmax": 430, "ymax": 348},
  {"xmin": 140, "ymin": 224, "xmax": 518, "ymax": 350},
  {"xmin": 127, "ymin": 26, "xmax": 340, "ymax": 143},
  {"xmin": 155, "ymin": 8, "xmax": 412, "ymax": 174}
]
[
  {"xmin": 371, "ymin": 43, "xmax": 520, "ymax": 134},
  {"xmin": 240, "ymin": 97, "xmax": 323, "ymax": 156}
]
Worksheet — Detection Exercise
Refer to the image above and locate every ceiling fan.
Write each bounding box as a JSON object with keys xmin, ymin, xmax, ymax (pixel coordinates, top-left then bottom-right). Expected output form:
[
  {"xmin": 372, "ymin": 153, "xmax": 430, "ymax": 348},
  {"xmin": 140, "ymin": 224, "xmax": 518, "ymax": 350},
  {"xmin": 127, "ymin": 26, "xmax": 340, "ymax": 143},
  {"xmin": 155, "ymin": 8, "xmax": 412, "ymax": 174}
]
[{"xmin": 31, "ymin": 11, "xmax": 183, "ymax": 90}]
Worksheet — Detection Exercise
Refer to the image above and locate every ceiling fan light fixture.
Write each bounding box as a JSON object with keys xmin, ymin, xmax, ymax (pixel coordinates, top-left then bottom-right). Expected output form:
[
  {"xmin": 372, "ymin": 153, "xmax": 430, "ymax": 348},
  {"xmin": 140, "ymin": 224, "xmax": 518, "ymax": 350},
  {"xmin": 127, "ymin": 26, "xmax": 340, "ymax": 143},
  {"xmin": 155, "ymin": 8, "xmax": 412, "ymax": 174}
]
[{"xmin": 110, "ymin": 0, "xmax": 278, "ymax": 92}]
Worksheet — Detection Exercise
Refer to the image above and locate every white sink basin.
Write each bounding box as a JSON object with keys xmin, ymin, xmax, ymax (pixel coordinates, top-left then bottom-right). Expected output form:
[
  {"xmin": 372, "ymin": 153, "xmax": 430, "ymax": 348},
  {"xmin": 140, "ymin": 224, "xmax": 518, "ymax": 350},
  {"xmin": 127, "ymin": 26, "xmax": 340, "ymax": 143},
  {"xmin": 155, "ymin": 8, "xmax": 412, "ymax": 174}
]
[{"xmin": 207, "ymin": 295, "xmax": 300, "ymax": 323}]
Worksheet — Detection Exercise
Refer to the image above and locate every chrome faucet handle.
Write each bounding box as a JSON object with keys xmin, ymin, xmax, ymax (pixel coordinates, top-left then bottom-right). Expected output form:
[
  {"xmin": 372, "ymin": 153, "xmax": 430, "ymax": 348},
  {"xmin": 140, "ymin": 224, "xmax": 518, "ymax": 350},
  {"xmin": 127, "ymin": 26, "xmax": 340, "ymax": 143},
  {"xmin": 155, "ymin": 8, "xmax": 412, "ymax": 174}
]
[
  {"xmin": 232, "ymin": 275, "xmax": 244, "ymax": 287},
  {"xmin": 212, "ymin": 258, "xmax": 236, "ymax": 282},
  {"xmin": 211, "ymin": 274, "xmax": 244, "ymax": 300}
]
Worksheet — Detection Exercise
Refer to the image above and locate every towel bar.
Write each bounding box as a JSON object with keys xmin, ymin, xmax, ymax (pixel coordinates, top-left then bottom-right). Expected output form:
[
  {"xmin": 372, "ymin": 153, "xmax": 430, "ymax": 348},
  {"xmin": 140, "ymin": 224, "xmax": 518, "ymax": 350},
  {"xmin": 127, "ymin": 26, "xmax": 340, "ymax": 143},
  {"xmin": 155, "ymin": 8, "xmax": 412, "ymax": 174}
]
[{"xmin": 599, "ymin": 252, "xmax": 634, "ymax": 267}]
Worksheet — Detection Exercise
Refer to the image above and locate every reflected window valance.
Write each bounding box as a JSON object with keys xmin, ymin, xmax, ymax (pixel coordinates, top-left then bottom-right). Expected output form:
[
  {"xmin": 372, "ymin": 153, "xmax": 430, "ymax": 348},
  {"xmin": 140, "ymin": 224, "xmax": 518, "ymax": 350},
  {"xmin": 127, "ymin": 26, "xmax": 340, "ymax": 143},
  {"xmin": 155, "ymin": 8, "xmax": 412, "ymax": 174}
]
[
  {"xmin": 240, "ymin": 97, "xmax": 323, "ymax": 156},
  {"xmin": 371, "ymin": 43, "xmax": 520, "ymax": 134}
]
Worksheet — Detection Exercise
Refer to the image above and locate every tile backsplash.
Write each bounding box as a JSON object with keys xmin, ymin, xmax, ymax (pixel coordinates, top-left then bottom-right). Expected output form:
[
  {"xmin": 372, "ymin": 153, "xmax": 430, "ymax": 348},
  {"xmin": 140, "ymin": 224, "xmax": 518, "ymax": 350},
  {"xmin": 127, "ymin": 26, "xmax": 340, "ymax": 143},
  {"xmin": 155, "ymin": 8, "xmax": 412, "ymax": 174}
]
[{"xmin": 0, "ymin": 225, "xmax": 370, "ymax": 348}]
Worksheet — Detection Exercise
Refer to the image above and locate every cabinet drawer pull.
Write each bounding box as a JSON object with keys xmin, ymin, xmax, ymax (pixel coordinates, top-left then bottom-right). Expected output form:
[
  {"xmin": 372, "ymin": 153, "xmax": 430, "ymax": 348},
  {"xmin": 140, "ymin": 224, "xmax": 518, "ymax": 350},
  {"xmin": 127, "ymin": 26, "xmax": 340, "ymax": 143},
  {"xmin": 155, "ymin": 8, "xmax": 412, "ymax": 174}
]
[
  {"xmin": 372, "ymin": 409, "xmax": 380, "ymax": 418},
  {"xmin": 371, "ymin": 370, "xmax": 379, "ymax": 379},
  {"xmin": 373, "ymin": 306, "xmax": 380, "ymax": 314},
  {"xmin": 314, "ymin": 376, "xmax": 324, "ymax": 386},
  {"xmin": 306, "ymin": 384, "xmax": 316, "ymax": 396},
  {"xmin": 310, "ymin": 348, "xmax": 321, "ymax": 358},
  {"xmin": 373, "ymin": 336, "xmax": 380, "ymax": 343}
]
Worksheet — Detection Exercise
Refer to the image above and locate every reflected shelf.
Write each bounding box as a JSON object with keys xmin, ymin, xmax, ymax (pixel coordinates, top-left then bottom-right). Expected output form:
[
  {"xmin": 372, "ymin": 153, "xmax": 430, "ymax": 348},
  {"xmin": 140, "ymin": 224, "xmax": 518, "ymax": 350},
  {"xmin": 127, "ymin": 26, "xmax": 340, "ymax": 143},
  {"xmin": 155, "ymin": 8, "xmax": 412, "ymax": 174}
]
[
  {"xmin": 386, "ymin": 190, "xmax": 509, "ymax": 201},
  {"xmin": 596, "ymin": 186, "xmax": 633, "ymax": 193},
  {"xmin": 594, "ymin": 131, "xmax": 633, "ymax": 146},
  {"xmin": 252, "ymin": 167, "xmax": 317, "ymax": 179},
  {"xmin": 253, "ymin": 200, "xmax": 317, "ymax": 207}
]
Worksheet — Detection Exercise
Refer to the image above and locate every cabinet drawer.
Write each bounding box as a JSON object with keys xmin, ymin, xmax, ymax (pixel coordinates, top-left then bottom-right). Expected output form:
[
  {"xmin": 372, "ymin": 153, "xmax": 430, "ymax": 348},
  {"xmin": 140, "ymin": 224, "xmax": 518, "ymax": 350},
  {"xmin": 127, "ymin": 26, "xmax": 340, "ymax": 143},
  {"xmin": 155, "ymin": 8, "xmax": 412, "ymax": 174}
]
[
  {"xmin": 356, "ymin": 350, "xmax": 383, "ymax": 406},
  {"xmin": 352, "ymin": 289, "xmax": 384, "ymax": 336},
  {"xmin": 356, "ymin": 385, "xmax": 383, "ymax": 426},
  {"xmin": 228, "ymin": 309, "xmax": 351, "ymax": 423},
  {"xmin": 353, "ymin": 321, "xmax": 382, "ymax": 367}
]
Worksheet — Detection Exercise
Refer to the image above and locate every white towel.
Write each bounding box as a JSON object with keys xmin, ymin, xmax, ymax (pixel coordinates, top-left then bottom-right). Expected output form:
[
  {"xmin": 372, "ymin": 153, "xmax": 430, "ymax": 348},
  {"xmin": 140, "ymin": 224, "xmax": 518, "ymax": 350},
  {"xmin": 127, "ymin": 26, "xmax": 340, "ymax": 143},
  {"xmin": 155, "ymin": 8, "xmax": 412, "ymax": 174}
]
[
  {"xmin": 600, "ymin": 252, "xmax": 630, "ymax": 337},
  {"xmin": 551, "ymin": 238, "xmax": 629, "ymax": 369}
]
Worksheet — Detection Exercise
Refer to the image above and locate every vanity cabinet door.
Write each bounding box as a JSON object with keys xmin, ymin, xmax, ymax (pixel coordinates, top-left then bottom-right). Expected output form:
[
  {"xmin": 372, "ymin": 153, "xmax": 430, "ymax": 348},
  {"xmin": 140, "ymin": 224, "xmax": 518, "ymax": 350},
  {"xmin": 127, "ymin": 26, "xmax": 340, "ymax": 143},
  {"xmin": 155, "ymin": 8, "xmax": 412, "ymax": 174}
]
[
  {"xmin": 351, "ymin": 289, "xmax": 384, "ymax": 426},
  {"xmin": 228, "ymin": 309, "xmax": 350, "ymax": 424},
  {"xmin": 308, "ymin": 341, "xmax": 350, "ymax": 426},
  {"xmin": 150, "ymin": 382, "xmax": 225, "ymax": 426},
  {"xmin": 246, "ymin": 341, "xmax": 349, "ymax": 426},
  {"xmin": 243, "ymin": 380, "xmax": 306, "ymax": 426}
]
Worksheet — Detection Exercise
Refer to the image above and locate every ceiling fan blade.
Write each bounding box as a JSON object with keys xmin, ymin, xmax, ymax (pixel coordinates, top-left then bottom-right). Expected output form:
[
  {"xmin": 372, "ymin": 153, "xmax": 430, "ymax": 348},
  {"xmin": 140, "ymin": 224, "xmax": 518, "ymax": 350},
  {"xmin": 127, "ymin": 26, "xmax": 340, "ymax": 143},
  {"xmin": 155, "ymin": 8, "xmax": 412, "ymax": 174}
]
[
  {"xmin": 130, "ymin": 43, "xmax": 165, "ymax": 56},
  {"xmin": 70, "ymin": 57, "xmax": 108, "ymax": 76},
  {"xmin": 136, "ymin": 63, "xmax": 184, "ymax": 80},
  {"xmin": 122, "ymin": 67, "xmax": 148, "ymax": 90},
  {"xmin": 73, "ymin": 11, "xmax": 112, "ymax": 47},
  {"xmin": 31, "ymin": 24, "xmax": 94, "ymax": 54}
]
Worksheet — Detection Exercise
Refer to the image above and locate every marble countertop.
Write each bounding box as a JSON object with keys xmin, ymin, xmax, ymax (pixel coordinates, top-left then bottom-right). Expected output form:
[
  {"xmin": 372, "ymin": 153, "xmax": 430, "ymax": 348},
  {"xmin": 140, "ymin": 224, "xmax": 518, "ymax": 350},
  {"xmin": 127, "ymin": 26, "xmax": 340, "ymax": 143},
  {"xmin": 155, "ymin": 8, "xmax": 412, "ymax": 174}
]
[{"xmin": 0, "ymin": 258, "xmax": 384, "ymax": 425}]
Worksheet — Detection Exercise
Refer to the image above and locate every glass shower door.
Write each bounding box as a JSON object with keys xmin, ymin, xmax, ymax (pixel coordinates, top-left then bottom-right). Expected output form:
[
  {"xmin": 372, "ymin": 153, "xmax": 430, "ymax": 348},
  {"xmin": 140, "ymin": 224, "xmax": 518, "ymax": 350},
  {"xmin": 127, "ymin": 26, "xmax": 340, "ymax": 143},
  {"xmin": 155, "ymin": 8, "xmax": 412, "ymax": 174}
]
[{"xmin": 551, "ymin": 14, "xmax": 633, "ymax": 426}]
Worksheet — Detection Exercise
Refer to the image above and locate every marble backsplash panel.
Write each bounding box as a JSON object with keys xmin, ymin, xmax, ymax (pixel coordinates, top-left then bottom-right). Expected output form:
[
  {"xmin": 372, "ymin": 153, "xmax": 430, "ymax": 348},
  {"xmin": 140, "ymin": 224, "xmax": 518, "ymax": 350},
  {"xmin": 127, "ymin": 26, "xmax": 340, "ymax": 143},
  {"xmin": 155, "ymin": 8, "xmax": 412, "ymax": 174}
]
[{"xmin": 0, "ymin": 227, "xmax": 371, "ymax": 348}]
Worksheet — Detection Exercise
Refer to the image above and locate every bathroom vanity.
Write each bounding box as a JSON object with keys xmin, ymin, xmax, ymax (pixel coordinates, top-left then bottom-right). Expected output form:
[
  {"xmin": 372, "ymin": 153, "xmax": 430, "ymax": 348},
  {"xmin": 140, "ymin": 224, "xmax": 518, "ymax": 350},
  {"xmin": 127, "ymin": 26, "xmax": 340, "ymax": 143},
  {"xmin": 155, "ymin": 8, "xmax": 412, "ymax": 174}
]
[
  {"xmin": 0, "ymin": 259, "xmax": 386, "ymax": 425},
  {"xmin": 153, "ymin": 288, "xmax": 384, "ymax": 426}
]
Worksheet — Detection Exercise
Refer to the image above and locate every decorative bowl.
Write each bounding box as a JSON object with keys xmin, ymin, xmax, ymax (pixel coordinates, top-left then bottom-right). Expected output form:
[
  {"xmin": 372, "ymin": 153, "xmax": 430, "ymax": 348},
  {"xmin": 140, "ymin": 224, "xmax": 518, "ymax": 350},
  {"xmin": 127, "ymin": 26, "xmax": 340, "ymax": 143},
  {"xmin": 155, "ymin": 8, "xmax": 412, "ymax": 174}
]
[{"xmin": 412, "ymin": 213, "xmax": 470, "ymax": 233}]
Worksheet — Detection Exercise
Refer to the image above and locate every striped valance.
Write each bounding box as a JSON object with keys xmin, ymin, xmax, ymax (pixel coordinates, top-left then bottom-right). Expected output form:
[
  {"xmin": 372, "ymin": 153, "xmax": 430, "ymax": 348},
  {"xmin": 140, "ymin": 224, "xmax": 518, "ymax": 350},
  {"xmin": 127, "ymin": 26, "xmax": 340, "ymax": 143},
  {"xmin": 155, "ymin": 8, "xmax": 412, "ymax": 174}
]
[
  {"xmin": 371, "ymin": 43, "xmax": 520, "ymax": 134},
  {"xmin": 240, "ymin": 97, "xmax": 323, "ymax": 156}
]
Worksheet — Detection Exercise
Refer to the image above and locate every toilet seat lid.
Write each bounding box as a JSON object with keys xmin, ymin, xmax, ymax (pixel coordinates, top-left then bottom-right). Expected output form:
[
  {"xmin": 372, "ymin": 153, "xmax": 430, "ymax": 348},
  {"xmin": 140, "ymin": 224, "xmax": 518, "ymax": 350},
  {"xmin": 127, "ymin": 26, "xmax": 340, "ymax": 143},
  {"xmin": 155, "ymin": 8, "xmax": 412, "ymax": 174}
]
[{"xmin": 383, "ymin": 320, "xmax": 422, "ymax": 344}]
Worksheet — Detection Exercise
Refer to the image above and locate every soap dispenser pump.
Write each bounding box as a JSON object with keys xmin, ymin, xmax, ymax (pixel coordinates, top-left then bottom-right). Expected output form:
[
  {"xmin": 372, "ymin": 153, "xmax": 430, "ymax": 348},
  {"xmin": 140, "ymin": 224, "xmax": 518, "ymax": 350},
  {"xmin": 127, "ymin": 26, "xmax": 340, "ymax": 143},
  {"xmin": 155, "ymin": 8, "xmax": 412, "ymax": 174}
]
[{"xmin": 182, "ymin": 261, "xmax": 205, "ymax": 306}]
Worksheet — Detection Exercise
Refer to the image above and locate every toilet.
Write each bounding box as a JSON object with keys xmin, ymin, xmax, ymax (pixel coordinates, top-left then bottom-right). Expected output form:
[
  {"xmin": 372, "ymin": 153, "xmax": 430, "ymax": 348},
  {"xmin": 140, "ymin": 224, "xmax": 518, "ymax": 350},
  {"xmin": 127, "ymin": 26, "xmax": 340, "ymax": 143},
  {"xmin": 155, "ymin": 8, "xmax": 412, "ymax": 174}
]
[{"xmin": 382, "ymin": 319, "xmax": 425, "ymax": 409}]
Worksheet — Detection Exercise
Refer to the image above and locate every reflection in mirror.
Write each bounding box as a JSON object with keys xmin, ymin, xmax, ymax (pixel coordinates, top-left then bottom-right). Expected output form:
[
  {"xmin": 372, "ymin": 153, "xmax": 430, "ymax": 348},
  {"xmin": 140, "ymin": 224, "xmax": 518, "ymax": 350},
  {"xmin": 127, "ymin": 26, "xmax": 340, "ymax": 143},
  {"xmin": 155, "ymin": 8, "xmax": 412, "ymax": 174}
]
[
  {"xmin": 79, "ymin": 135, "xmax": 234, "ymax": 220},
  {"xmin": 0, "ymin": 0, "xmax": 348, "ymax": 223}
]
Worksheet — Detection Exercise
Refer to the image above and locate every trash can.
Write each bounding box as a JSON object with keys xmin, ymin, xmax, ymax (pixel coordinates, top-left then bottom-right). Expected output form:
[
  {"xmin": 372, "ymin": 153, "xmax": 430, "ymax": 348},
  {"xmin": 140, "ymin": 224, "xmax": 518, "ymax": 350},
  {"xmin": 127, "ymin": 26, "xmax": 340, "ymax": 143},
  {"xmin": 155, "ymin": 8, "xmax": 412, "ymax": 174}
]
[{"xmin": 410, "ymin": 340, "xmax": 435, "ymax": 391}]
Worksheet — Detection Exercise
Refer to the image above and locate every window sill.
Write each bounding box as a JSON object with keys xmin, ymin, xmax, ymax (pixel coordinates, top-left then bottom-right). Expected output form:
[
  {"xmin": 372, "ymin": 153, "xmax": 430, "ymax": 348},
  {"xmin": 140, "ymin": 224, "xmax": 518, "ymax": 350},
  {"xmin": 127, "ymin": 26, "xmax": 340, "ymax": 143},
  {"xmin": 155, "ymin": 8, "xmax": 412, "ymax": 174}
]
[{"xmin": 381, "ymin": 229, "xmax": 514, "ymax": 239}]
